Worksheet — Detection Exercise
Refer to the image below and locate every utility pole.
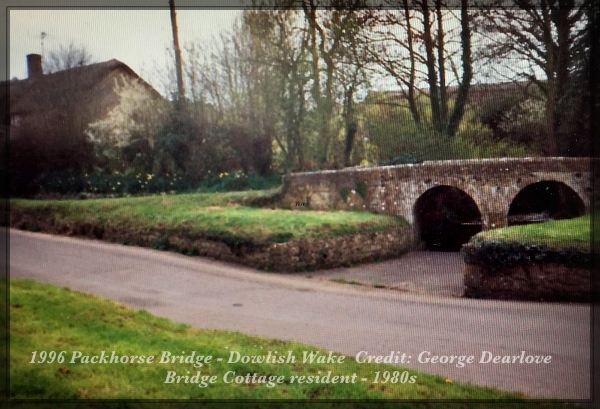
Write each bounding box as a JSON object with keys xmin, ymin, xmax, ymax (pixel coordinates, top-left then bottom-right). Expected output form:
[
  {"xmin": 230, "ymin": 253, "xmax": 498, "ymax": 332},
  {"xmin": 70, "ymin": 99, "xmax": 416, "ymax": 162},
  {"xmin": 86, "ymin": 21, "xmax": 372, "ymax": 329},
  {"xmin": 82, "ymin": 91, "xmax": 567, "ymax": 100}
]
[{"xmin": 169, "ymin": 0, "xmax": 185, "ymax": 98}]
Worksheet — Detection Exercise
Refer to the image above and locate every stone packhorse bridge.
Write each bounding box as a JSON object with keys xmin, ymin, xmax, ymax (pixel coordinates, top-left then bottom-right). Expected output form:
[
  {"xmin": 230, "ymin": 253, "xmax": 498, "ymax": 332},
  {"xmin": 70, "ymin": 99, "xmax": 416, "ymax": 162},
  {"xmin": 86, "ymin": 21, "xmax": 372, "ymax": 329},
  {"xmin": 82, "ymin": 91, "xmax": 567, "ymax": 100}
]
[{"xmin": 281, "ymin": 157, "xmax": 591, "ymax": 251}]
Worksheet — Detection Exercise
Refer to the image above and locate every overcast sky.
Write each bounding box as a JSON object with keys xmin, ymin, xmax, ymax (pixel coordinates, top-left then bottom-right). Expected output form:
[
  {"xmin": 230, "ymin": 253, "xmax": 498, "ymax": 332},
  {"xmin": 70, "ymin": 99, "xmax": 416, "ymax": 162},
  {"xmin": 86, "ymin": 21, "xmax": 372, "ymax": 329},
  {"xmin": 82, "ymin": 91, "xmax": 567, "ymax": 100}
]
[
  {"xmin": 7, "ymin": 6, "xmax": 544, "ymax": 95},
  {"xmin": 8, "ymin": 7, "xmax": 467, "ymax": 95},
  {"xmin": 9, "ymin": 8, "xmax": 242, "ymax": 91}
]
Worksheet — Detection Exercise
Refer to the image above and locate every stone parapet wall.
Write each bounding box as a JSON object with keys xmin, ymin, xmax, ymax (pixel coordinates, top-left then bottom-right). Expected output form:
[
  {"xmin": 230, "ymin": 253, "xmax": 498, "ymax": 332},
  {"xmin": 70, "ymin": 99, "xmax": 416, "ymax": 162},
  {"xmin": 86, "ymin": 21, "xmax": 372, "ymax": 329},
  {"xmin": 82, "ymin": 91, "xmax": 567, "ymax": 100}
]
[{"xmin": 281, "ymin": 157, "xmax": 591, "ymax": 230}]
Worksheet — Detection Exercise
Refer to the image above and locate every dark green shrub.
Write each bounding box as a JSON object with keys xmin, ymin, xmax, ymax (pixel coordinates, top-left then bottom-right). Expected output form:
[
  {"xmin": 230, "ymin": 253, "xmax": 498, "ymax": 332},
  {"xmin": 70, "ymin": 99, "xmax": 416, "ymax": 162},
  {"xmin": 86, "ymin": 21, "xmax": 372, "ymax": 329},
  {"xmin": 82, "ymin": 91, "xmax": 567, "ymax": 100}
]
[
  {"xmin": 378, "ymin": 154, "xmax": 422, "ymax": 166},
  {"xmin": 461, "ymin": 238, "xmax": 592, "ymax": 275},
  {"xmin": 151, "ymin": 237, "xmax": 170, "ymax": 251},
  {"xmin": 34, "ymin": 170, "xmax": 86, "ymax": 195},
  {"xmin": 339, "ymin": 187, "xmax": 350, "ymax": 203},
  {"xmin": 355, "ymin": 179, "xmax": 367, "ymax": 199},
  {"xmin": 197, "ymin": 171, "xmax": 281, "ymax": 193},
  {"xmin": 269, "ymin": 232, "xmax": 294, "ymax": 243},
  {"xmin": 33, "ymin": 170, "xmax": 196, "ymax": 196}
]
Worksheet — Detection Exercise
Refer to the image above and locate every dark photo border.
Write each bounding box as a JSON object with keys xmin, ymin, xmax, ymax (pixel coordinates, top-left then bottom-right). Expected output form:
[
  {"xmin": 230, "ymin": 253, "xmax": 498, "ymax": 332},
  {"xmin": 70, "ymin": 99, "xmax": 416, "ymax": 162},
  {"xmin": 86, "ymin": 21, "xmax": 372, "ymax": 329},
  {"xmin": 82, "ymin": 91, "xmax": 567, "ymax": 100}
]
[{"xmin": 2, "ymin": 1, "xmax": 598, "ymax": 408}]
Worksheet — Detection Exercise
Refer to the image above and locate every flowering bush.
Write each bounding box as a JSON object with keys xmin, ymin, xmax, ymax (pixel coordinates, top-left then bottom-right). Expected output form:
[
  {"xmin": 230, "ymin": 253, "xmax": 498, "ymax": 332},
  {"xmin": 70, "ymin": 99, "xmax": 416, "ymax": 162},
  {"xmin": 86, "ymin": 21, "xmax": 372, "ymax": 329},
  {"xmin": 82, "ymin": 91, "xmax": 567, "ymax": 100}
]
[
  {"xmin": 197, "ymin": 170, "xmax": 281, "ymax": 192},
  {"xmin": 86, "ymin": 76, "xmax": 168, "ymax": 153},
  {"xmin": 33, "ymin": 170, "xmax": 193, "ymax": 196},
  {"xmin": 31, "ymin": 169, "xmax": 281, "ymax": 197}
]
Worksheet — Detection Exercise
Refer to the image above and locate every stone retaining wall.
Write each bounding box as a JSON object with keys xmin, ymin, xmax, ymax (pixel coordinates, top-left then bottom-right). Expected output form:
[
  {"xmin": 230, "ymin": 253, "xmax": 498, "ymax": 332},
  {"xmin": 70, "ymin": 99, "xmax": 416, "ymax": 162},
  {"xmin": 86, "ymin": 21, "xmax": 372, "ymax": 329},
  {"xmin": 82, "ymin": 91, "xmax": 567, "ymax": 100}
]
[
  {"xmin": 463, "ymin": 263, "xmax": 591, "ymax": 302},
  {"xmin": 462, "ymin": 240, "xmax": 592, "ymax": 302},
  {"xmin": 10, "ymin": 209, "xmax": 415, "ymax": 273}
]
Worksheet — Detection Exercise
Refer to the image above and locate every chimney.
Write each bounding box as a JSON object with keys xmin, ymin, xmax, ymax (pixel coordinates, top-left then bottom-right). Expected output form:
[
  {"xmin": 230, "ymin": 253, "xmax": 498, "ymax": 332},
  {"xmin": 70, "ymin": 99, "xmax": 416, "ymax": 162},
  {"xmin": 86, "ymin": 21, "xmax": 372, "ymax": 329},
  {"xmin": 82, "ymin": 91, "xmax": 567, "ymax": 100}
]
[{"xmin": 27, "ymin": 54, "xmax": 43, "ymax": 78}]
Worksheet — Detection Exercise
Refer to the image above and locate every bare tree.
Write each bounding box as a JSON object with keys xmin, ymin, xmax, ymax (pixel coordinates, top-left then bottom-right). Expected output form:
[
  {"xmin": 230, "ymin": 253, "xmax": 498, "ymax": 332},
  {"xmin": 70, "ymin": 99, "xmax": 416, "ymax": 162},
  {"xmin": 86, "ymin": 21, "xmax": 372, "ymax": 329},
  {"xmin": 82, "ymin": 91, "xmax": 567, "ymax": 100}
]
[
  {"xmin": 363, "ymin": 0, "xmax": 473, "ymax": 138},
  {"xmin": 446, "ymin": 0, "xmax": 473, "ymax": 137},
  {"xmin": 477, "ymin": 0, "xmax": 589, "ymax": 155},
  {"xmin": 42, "ymin": 43, "xmax": 93, "ymax": 74},
  {"xmin": 301, "ymin": 1, "xmax": 372, "ymax": 166}
]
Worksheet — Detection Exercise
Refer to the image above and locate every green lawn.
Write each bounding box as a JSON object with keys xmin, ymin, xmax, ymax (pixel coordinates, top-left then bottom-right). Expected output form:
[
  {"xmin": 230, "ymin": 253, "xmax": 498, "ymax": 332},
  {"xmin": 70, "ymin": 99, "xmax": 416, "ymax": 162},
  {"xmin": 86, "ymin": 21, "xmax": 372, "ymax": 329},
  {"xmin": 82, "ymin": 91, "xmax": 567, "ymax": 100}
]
[
  {"xmin": 9, "ymin": 278, "xmax": 571, "ymax": 406},
  {"xmin": 474, "ymin": 214, "xmax": 591, "ymax": 250},
  {"xmin": 11, "ymin": 190, "xmax": 406, "ymax": 242}
]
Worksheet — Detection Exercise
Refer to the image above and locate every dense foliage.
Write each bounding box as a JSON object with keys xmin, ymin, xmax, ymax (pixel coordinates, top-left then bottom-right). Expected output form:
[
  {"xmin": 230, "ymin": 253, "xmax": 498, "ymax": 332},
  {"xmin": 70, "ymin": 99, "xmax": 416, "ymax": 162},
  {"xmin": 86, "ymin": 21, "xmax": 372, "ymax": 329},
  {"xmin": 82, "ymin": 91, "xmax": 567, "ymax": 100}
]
[
  {"xmin": 31, "ymin": 169, "xmax": 281, "ymax": 197},
  {"xmin": 462, "ymin": 239, "xmax": 591, "ymax": 275}
]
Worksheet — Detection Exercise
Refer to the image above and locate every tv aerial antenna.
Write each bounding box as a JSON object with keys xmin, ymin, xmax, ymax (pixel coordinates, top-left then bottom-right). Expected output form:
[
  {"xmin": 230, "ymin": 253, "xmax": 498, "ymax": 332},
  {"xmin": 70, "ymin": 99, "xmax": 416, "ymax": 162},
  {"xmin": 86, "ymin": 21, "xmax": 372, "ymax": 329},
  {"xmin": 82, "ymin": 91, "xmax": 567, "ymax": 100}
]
[{"xmin": 40, "ymin": 31, "xmax": 47, "ymax": 57}]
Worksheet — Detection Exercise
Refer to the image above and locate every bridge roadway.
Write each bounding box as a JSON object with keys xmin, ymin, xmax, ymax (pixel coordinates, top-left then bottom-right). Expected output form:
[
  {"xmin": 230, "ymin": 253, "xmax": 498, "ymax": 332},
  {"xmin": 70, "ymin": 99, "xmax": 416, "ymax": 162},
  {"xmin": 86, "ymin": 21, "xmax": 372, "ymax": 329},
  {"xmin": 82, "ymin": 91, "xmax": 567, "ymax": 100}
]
[{"xmin": 8, "ymin": 230, "xmax": 591, "ymax": 401}]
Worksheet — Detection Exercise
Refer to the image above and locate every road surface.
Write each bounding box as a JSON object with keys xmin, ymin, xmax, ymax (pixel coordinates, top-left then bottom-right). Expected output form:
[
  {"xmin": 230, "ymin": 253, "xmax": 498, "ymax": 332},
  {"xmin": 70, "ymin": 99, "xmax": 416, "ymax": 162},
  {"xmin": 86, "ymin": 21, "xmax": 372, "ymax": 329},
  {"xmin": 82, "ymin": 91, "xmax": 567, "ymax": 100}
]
[
  {"xmin": 9, "ymin": 230, "xmax": 591, "ymax": 400},
  {"xmin": 309, "ymin": 251, "xmax": 465, "ymax": 297}
]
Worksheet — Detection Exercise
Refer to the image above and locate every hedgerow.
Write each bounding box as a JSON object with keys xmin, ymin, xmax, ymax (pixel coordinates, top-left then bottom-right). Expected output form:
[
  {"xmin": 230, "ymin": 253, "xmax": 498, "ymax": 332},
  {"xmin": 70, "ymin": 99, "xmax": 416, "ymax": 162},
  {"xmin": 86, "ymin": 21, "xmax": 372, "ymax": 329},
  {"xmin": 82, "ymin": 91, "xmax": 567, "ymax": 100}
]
[
  {"xmin": 461, "ymin": 237, "xmax": 592, "ymax": 275},
  {"xmin": 30, "ymin": 169, "xmax": 281, "ymax": 197}
]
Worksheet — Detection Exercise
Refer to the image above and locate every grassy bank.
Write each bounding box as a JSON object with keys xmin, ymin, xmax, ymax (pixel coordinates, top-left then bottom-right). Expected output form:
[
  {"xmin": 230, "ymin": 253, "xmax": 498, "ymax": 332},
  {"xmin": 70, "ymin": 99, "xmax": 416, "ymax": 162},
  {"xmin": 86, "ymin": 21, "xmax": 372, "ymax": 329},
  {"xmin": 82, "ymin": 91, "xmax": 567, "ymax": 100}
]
[
  {"xmin": 9, "ymin": 277, "xmax": 569, "ymax": 405},
  {"xmin": 474, "ymin": 214, "xmax": 591, "ymax": 250},
  {"xmin": 462, "ymin": 214, "xmax": 592, "ymax": 301},
  {"xmin": 10, "ymin": 190, "xmax": 405, "ymax": 242}
]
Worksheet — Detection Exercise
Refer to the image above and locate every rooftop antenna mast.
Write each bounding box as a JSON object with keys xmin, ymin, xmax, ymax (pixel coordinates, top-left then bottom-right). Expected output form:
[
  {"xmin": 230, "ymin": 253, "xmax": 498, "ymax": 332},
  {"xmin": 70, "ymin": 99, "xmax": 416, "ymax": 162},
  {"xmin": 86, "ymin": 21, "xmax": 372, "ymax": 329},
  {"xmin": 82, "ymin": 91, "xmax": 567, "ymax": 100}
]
[{"xmin": 40, "ymin": 32, "xmax": 47, "ymax": 58}]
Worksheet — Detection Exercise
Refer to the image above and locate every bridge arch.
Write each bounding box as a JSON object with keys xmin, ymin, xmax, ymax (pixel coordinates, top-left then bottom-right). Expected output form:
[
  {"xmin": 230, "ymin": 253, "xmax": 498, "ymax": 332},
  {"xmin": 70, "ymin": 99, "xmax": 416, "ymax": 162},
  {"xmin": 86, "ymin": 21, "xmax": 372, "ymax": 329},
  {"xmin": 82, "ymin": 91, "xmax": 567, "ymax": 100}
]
[
  {"xmin": 507, "ymin": 180, "xmax": 586, "ymax": 225},
  {"xmin": 413, "ymin": 185, "xmax": 483, "ymax": 251}
]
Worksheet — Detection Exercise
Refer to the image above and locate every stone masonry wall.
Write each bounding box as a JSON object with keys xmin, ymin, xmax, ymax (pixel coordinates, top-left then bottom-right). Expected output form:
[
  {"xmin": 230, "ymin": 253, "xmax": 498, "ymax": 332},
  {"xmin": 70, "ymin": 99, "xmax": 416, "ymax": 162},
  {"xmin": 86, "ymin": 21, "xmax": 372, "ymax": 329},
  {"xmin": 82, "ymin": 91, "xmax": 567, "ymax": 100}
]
[
  {"xmin": 10, "ymin": 209, "xmax": 415, "ymax": 273},
  {"xmin": 463, "ymin": 262, "xmax": 591, "ymax": 302}
]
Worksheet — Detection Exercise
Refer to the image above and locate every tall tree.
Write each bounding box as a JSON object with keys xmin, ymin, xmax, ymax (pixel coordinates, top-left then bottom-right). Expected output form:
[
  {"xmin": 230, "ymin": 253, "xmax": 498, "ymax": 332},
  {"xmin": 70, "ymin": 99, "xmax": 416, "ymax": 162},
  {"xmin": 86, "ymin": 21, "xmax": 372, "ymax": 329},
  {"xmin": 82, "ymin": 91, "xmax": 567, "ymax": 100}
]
[
  {"xmin": 186, "ymin": 10, "xmax": 311, "ymax": 173},
  {"xmin": 335, "ymin": 5, "xmax": 370, "ymax": 167},
  {"xmin": 244, "ymin": 0, "xmax": 374, "ymax": 169},
  {"xmin": 446, "ymin": 0, "xmax": 473, "ymax": 137},
  {"xmin": 554, "ymin": 1, "xmax": 594, "ymax": 155},
  {"xmin": 301, "ymin": 1, "xmax": 371, "ymax": 166},
  {"xmin": 302, "ymin": 0, "xmax": 336, "ymax": 165},
  {"xmin": 419, "ymin": 0, "xmax": 472, "ymax": 137},
  {"xmin": 362, "ymin": 2, "xmax": 422, "ymax": 125},
  {"xmin": 478, "ymin": 0, "xmax": 589, "ymax": 155},
  {"xmin": 364, "ymin": 0, "xmax": 473, "ymax": 138}
]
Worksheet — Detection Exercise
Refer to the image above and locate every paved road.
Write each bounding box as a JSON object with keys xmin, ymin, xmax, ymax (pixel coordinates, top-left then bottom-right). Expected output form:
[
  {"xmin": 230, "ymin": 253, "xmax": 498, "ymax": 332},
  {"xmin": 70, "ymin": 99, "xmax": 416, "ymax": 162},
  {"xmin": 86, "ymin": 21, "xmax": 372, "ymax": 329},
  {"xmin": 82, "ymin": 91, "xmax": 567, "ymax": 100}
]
[
  {"xmin": 309, "ymin": 251, "xmax": 465, "ymax": 297},
  {"xmin": 9, "ymin": 230, "xmax": 591, "ymax": 400}
]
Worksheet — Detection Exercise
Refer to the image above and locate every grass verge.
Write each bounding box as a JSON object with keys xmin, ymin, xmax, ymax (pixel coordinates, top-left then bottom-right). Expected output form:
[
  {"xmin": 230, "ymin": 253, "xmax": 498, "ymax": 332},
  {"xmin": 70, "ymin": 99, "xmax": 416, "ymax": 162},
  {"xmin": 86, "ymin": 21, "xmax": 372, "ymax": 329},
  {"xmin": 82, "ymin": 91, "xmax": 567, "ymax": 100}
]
[
  {"xmin": 473, "ymin": 214, "xmax": 591, "ymax": 250},
  {"xmin": 9, "ymin": 278, "xmax": 569, "ymax": 405},
  {"xmin": 10, "ymin": 190, "xmax": 405, "ymax": 242}
]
